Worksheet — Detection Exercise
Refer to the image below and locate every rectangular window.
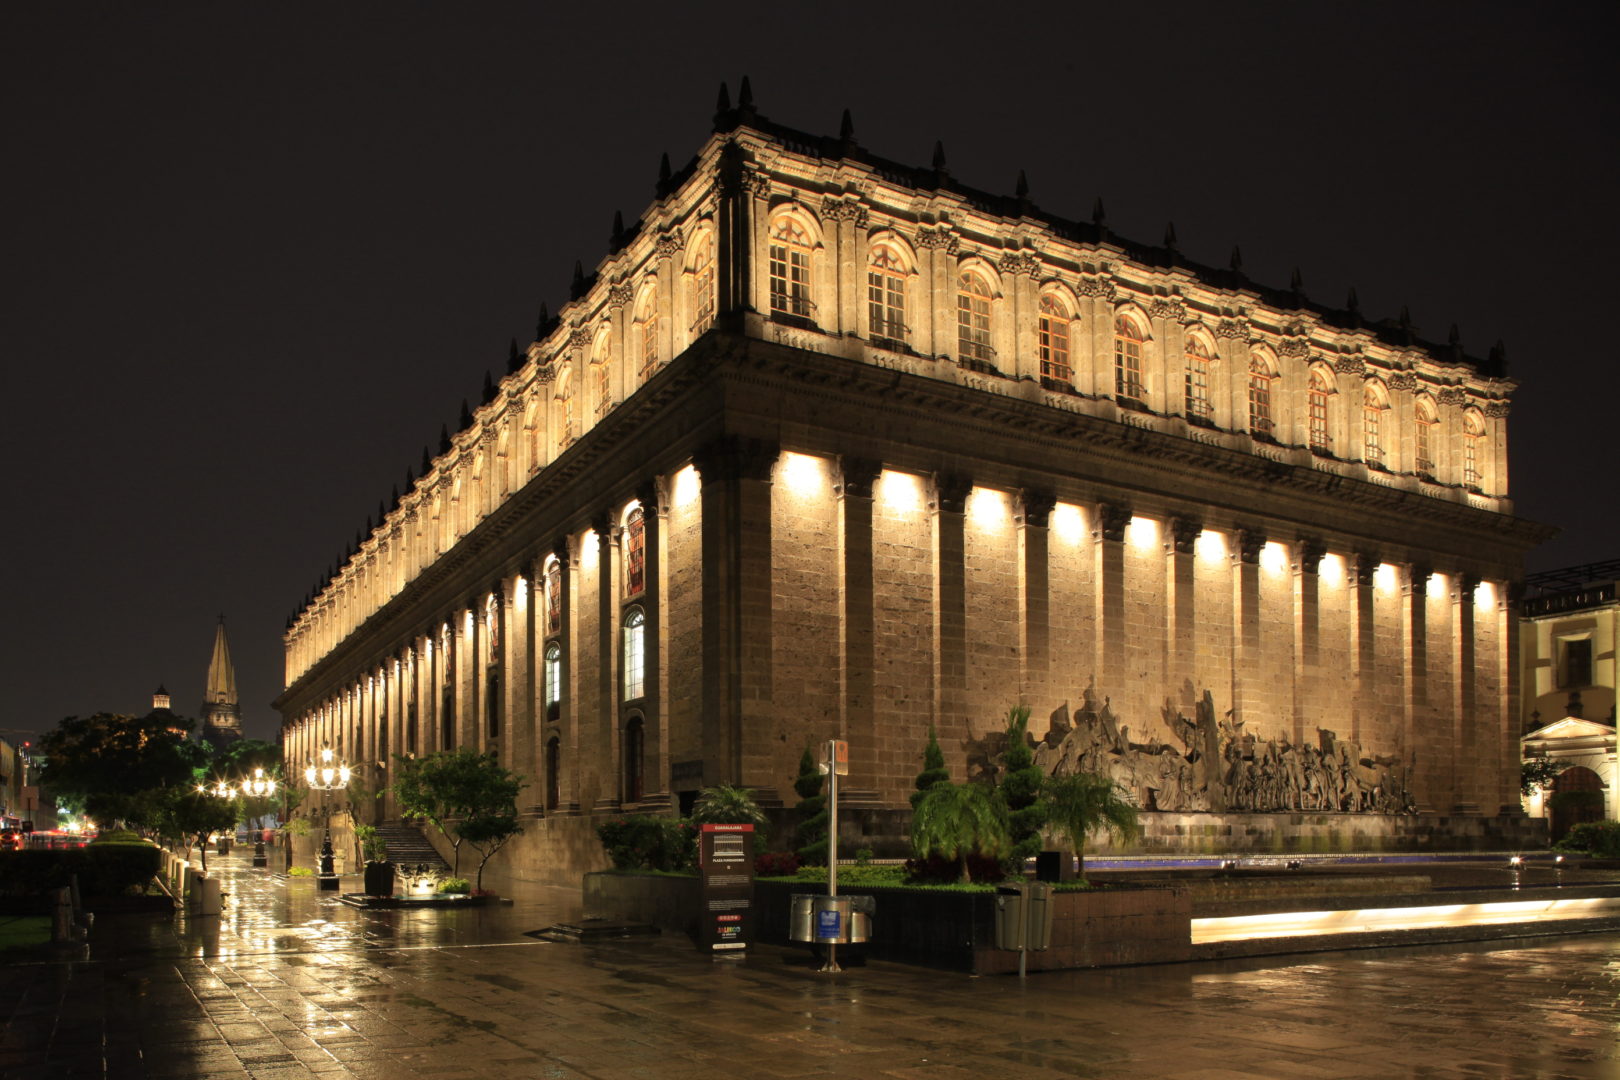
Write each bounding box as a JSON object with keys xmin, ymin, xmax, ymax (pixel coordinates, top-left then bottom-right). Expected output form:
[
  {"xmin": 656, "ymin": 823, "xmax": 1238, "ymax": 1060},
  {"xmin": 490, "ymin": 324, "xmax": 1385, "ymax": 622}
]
[
  {"xmin": 769, "ymin": 244, "xmax": 812, "ymax": 317},
  {"xmin": 1038, "ymin": 315, "xmax": 1071, "ymax": 382},
  {"xmin": 622, "ymin": 614, "xmax": 645, "ymax": 700},
  {"xmin": 1415, "ymin": 421, "xmax": 1435, "ymax": 473},
  {"xmin": 1247, "ymin": 376, "xmax": 1273, "ymax": 436},
  {"xmin": 1186, "ymin": 362, "xmax": 1211, "ymax": 422},
  {"xmin": 1116, "ymin": 338, "xmax": 1144, "ymax": 406},
  {"xmin": 867, "ymin": 270, "xmax": 905, "ymax": 340},
  {"xmin": 1308, "ymin": 393, "xmax": 1329, "ymax": 450},
  {"xmin": 1562, "ymin": 639, "xmax": 1593, "ymax": 689},
  {"xmin": 1363, "ymin": 408, "xmax": 1383, "ymax": 466}
]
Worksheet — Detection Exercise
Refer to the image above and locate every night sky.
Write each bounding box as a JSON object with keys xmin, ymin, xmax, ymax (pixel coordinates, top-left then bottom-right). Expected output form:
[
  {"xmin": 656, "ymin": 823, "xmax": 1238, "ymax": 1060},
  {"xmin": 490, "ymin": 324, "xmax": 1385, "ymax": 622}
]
[{"xmin": 7, "ymin": 4, "xmax": 1615, "ymax": 745}]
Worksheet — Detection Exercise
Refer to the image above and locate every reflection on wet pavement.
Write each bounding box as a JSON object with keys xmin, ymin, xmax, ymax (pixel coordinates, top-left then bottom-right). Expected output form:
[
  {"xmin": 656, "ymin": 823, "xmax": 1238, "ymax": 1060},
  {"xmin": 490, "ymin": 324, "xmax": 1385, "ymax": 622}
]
[{"xmin": 2, "ymin": 848, "xmax": 1617, "ymax": 1079}]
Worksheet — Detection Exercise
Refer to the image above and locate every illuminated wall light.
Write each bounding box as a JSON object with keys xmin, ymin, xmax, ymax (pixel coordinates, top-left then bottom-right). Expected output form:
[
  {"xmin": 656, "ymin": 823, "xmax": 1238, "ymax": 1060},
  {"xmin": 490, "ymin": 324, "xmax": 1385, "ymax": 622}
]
[
  {"xmin": 1427, "ymin": 572, "xmax": 1446, "ymax": 599},
  {"xmin": 1050, "ymin": 502, "xmax": 1085, "ymax": 544},
  {"xmin": 779, "ymin": 452, "xmax": 826, "ymax": 498},
  {"xmin": 1126, "ymin": 515, "xmax": 1159, "ymax": 551},
  {"xmin": 1475, "ymin": 579, "xmax": 1495, "ymax": 606},
  {"xmin": 968, "ymin": 487, "xmax": 1009, "ymax": 531},
  {"xmin": 1260, "ymin": 541, "xmax": 1288, "ymax": 574},
  {"xmin": 879, "ymin": 470, "xmax": 922, "ymax": 513},
  {"xmin": 1320, "ymin": 553, "xmax": 1345, "ymax": 587},
  {"xmin": 1195, "ymin": 529, "xmax": 1226, "ymax": 563},
  {"xmin": 1375, "ymin": 563, "xmax": 1397, "ymax": 594},
  {"xmin": 671, "ymin": 464, "xmax": 699, "ymax": 508}
]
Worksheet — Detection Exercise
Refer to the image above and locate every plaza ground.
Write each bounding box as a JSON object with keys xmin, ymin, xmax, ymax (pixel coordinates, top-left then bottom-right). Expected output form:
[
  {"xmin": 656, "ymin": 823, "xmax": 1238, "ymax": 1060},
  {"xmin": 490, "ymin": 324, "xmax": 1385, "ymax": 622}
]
[{"xmin": 2, "ymin": 850, "xmax": 1616, "ymax": 1080}]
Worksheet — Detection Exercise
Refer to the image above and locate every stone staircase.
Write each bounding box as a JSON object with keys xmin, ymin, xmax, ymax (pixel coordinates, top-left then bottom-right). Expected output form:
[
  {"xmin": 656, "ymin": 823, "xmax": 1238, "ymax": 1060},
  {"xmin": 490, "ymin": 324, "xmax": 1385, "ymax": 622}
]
[{"xmin": 374, "ymin": 823, "xmax": 452, "ymax": 876}]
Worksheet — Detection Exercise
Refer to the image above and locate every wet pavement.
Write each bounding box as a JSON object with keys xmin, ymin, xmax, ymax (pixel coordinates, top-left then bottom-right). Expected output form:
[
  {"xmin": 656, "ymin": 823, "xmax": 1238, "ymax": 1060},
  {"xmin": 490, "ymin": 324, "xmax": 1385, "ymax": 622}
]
[{"xmin": 2, "ymin": 849, "xmax": 1618, "ymax": 1079}]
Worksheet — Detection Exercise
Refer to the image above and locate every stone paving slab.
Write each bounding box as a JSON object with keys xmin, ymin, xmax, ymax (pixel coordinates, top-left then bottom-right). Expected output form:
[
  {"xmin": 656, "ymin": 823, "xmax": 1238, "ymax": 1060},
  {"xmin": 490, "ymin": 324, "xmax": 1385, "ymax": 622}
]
[{"xmin": 2, "ymin": 850, "xmax": 1617, "ymax": 1078}]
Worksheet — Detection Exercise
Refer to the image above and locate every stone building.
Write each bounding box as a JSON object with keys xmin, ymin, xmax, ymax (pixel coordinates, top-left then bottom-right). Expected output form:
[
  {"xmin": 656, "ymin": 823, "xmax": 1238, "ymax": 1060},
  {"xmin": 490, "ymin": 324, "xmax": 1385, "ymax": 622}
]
[
  {"xmin": 201, "ymin": 618, "xmax": 243, "ymax": 751},
  {"xmin": 277, "ymin": 89, "xmax": 1553, "ymax": 889},
  {"xmin": 1519, "ymin": 561, "xmax": 1618, "ymax": 837}
]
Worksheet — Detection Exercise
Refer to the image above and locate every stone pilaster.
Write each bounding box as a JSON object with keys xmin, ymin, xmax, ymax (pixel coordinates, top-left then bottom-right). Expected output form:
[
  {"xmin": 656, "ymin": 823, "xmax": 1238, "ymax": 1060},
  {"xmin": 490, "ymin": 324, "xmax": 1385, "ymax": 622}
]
[
  {"xmin": 1293, "ymin": 538, "xmax": 1325, "ymax": 744},
  {"xmin": 594, "ymin": 511, "xmax": 620, "ymax": 812},
  {"xmin": 1233, "ymin": 527, "xmax": 1265, "ymax": 728},
  {"xmin": 1405, "ymin": 565, "xmax": 1434, "ymax": 810},
  {"xmin": 1452, "ymin": 573, "xmax": 1479, "ymax": 814},
  {"xmin": 1095, "ymin": 503, "xmax": 1130, "ymax": 687},
  {"xmin": 1351, "ymin": 553, "xmax": 1378, "ymax": 746},
  {"xmin": 1167, "ymin": 517, "xmax": 1200, "ymax": 699},
  {"xmin": 637, "ymin": 479, "xmax": 667, "ymax": 808},
  {"xmin": 695, "ymin": 436, "xmax": 779, "ymax": 787},
  {"xmin": 1018, "ymin": 491, "xmax": 1056, "ymax": 705},
  {"xmin": 838, "ymin": 458, "xmax": 880, "ymax": 791},
  {"xmin": 934, "ymin": 474, "xmax": 972, "ymax": 759}
]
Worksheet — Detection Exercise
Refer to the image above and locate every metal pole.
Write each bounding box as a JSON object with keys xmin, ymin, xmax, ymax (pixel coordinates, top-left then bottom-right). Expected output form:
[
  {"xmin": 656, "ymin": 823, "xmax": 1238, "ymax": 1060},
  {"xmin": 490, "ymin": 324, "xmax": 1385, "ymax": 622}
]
[{"xmin": 821, "ymin": 738, "xmax": 840, "ymax": 974}]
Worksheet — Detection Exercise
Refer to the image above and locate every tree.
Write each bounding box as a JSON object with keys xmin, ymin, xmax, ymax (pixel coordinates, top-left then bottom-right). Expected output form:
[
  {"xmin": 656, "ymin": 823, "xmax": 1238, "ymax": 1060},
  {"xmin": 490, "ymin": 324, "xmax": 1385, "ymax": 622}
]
[
  {"xmin": 139, "ymin": 787, "xmax": 241, "ymax": 872},
  {"xmin": 911, "ymin": 725, "xmax": 950, "ymax": 809},
  {"xmin": 999, "ymin": 706, "xmax": 1045, "ymax": 867},
  {"xmin": 1041, "ymin": 772, "xmax": 1139, "ymax": 879},
  {"xmin": 391, "ymin": 749, "xmax": 525, "ymax": 886},
  {"xmin": 1521, "ymin": 755, "xmax": 1564, "ymax": 797},
  {"xmin": 910, "ymin": 782, "xmax": 1010, "ymax": 884},
  {"xmin": 792, "ymin": 747, "xmax": 828, "ymax": 865},
  {"xmin": 36, "ymin": 712, "xmax": 209, "ymax": 828}
]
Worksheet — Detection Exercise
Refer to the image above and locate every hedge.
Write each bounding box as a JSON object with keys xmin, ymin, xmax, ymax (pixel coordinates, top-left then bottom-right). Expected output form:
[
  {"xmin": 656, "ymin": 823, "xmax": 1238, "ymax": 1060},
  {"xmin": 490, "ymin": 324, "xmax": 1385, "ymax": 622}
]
[
  {"xmin": 0, "ymin": 843, "xmax": 162, "ymax": 898},
  {"xmin": 1553, "ymin": 820, "xmax": 1620, "ymax": 858}
]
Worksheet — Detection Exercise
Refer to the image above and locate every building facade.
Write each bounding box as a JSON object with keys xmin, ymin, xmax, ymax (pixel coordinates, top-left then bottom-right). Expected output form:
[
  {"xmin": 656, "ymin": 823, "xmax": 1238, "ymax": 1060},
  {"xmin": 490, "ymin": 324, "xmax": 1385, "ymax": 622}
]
[
  {"xmin": 201, "ymin": 618, "xmax": 243, "ymax": 751},
  {"xmin": 1520, "ymin": 562, "xmax": 1618, "ymax": 837},
  {"xmin": 277, "ymin": 96, "xmax": 1553, "ymax": 889}
]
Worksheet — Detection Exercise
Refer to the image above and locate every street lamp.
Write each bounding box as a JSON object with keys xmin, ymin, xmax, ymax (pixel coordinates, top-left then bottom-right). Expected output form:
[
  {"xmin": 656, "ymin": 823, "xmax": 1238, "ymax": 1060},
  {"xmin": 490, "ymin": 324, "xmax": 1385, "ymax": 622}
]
[
  {"xmin": 304, "ymin": 747, "xmax": 351, "ymax": 891},
  {"xmin": 239, "ymin": 767, "xmax": 278, "ymax": 866}
]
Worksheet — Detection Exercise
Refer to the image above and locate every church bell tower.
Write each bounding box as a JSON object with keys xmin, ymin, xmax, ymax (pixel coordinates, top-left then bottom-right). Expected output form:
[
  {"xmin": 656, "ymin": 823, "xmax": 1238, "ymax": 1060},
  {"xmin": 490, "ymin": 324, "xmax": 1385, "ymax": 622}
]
[{"xmin": 201, "ymin": 616, "xmax": 243, "ymax": 750}]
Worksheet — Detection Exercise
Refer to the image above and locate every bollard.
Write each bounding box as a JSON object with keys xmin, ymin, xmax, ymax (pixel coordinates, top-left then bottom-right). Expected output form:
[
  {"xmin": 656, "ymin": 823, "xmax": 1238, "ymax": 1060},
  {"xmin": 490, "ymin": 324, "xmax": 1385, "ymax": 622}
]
[
  {"xmin": 51, "ymin": 887, "xmax": 74, "ymax": 943},
  {"xmin": 197, "ymin": 876, "xmax": 222, "ymax": 917}
]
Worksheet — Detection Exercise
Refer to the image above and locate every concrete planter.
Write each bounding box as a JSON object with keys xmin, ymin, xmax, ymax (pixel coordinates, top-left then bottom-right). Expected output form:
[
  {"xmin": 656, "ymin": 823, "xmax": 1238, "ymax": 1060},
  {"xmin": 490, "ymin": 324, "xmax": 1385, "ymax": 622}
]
[{"xmin": 582, "ymin": 871, "xmax": 1191, "ymax": 974}]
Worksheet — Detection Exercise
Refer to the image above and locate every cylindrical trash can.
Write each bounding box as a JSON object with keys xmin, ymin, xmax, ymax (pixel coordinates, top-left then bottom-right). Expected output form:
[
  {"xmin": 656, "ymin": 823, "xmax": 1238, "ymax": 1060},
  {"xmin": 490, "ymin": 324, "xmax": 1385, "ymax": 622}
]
[
  {"xmin": 789, "ymin": 894, "xmax": 872, "ymax": 944},
  {"xmin": 994, "ymin": 885, "xmax": 1026, "ymax": 951}
]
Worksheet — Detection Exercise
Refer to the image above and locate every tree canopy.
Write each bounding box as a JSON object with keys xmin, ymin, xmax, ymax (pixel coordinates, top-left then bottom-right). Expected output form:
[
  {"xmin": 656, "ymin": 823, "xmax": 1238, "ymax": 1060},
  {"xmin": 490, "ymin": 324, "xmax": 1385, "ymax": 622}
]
[
  {"xmin": 391, "ymin": 748, "xmax": 525, "ymax": 887},
  {"xmin": 36, "ymin": 712, "xmax": 209, "ymax": 827}
]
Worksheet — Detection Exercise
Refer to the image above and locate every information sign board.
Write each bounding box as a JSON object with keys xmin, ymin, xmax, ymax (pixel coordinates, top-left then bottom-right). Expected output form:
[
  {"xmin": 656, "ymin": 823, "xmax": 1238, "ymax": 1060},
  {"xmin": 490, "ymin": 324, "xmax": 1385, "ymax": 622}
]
[{"xmin": 698, "ymin": 823, "xmax": 754, "ymax": 953}]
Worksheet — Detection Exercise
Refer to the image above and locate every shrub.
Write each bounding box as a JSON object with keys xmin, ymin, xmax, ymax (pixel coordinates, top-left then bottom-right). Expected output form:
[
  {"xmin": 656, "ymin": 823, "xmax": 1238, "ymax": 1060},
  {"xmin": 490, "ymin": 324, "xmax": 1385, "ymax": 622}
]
[
  {"xmin": 999, "ymin": 706, "xmax": 1045, "ymax": 867},
  {"xmin": 0, "ymin": 845, "xmax": 161, "ymax": 898},
  {"xmin": 904, "ymin": 852, "xmax": 1006, "ymax": 884},
  {"xmin": 288, "ymin": 866, "xmax": 314, "ymax": 877},
  {"xmin": 91, "ymin": 829, "xmax": 144, "ymax": 845},
  {"xmin": 793, "ymin": 747, "xmax": 827, "ymax": 865},
  {"xmin": 596, "ymin": 815, "xmax": 696, "ymax": 871},
  {"xmin": 911, "ymin": 726, "xmax": 950, "ymax": 809},
  {"xmin": 754, "ymin": 851, "xmax": 801, "ymax": 877},
  {"xmin": 1554, "ymin": 820, "xmax": 1620, "ymax": 858},
  {"xmin": 909, "ymin": 782, "xmax": 1010, "ymax": 884},
  {"xmin": 437, "ymin": 877, "xmax": 471, "ymax": 895}
]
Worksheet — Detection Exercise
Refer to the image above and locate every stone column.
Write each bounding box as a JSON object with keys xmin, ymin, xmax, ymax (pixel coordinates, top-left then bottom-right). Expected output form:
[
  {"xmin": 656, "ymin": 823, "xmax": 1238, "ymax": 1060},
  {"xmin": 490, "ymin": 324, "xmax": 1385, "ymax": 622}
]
[
  {"xmin": 1452, "ymin": 573, "xmax": 1479, "ymax": 814},
  {"xmin": 838, "ymin": 458, "xmax": 880, "ymax": 794},
  {"xmin": 1404, "ymin": 565, "xmax": 1435, "ymax": 811},
  {"xmin": 1293, "ymin": 539, "xmax": 1325, "ymax": 745},
  {"xmin": 464, "ymin": 600, "xmax": 481, "ymax": 751},
  {"xmin": 637, "ymin": 479, "xmax": 667, "ymax": 808},
  {"xmin": 1350, "ymin": 553, "xmax": 1378, "ymax": 746},
  {"xmin": 1232, "ymin": 528, "xmax": 1265, "ymax": 728},
  {"xmin": 1095, "ymin": 503, "xmax": 1130, "ymax": 689},
  {"xmin": 1167, "ymin": 517, "xmax": 1201, "ymax": 698},
  {"xmin": 1497, "ymin": 582, "xmax": 1524, "ymax": 815},
  {"xmin": 934, "ymin": 475, "xmax": 971, "ymax": 760},
  {"xmin": 1018, "ymin": 491, "xmax": 1056, "ymax": 705},
  {"xmin": 557, "ymin": 536, "xmax": 581, "ymax": 813},
  {"xmin": 695, "ymin": 436, "xmax": 779, "ymax": 788},
  {"xmin": 521, "ymin": 558, "xmax": 542, "ymax": 814},
  {"xmin": 594, "ymin": 511, "xmax": 620, "ymax": 812}
]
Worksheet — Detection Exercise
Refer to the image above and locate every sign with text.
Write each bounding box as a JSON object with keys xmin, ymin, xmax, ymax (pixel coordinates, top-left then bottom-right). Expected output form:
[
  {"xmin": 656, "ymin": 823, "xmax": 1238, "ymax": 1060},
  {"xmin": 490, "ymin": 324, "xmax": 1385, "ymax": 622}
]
[{"xmin": 698, "ymin": 823, "xmax": 754, "ymax": 953}]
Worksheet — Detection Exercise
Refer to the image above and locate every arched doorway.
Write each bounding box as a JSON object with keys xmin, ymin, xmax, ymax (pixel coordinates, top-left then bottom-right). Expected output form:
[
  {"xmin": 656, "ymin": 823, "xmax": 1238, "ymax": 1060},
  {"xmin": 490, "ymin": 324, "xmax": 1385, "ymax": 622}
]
[{"xmin": 1549, "ymin": 765, "xmax": 1606, "ymax": 842}]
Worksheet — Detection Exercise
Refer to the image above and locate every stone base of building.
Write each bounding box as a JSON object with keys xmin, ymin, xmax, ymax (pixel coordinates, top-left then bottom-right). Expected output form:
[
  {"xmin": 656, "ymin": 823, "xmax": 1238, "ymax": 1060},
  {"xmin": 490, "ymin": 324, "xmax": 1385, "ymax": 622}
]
[{"xmin": 1092, "ymin": 811, "xmax": 1551, "ymax": 856}]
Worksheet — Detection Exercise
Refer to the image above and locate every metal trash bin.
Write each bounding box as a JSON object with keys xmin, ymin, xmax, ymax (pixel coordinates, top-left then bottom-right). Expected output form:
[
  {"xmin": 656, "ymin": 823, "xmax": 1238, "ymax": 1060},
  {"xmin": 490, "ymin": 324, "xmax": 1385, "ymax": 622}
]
[
  {"xmin": 995, "ymin": 882, "xmax": 1052, "ymax": 952},
  {"xmin": 789, "ymin": 893, "xmax": 874, "ymax": 944}
]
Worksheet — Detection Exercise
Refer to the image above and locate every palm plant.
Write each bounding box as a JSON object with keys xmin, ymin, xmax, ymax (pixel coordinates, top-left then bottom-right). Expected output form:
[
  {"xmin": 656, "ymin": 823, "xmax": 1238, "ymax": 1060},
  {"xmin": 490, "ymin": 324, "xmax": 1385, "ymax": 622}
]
[
  {"xmin": 690, "ymin": 784, "xmax": 769, "ymax": 828},
  {"xmin": 1040, "ymin": 772, "xmax": 1140, "ymax": 879},
  {"xmin": 911, "ymin": 782, "xmax": 1010, "ymax": 884}
]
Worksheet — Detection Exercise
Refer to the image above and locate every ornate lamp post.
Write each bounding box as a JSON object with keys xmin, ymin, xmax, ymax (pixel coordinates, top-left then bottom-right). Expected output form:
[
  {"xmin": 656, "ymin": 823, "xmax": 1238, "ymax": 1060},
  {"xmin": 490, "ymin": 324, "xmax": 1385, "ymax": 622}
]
[
  {"xmin": 240, "ymin": 768, "xmax": 278, "ymax": 867},
  {"xmin": 304, "ymin": 747, "xmax": 350, "ymax": 891}
]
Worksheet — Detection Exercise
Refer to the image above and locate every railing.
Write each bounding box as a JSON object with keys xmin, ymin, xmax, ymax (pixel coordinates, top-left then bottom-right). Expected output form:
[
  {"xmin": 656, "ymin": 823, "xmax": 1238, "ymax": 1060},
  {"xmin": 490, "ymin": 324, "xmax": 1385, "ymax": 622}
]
[{"xmin": 1522, "ymin": 583, "xmax": 1616, "ymax": 618}]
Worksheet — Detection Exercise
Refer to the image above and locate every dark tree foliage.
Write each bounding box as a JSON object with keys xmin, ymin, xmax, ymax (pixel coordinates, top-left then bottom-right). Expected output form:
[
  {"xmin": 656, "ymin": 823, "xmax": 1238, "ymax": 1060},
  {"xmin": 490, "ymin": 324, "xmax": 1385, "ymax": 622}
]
[
  {"xmin": 911, "ymin": 726, "xmax": 950, "ymax": 809},
  {"xmin": 999, "ymin": 706, "xmax": 1046, "ymax": 866},
  {"xmin": 36, "ymin": 712, "xmax": 209, "ymax": 827},
  {"xmin": 793, "ymin": 746, "xmax": 827, "ymax": 865},
  {"xmin": 392, "ymin": 749, "xmax": 525, "ymax": 888}
]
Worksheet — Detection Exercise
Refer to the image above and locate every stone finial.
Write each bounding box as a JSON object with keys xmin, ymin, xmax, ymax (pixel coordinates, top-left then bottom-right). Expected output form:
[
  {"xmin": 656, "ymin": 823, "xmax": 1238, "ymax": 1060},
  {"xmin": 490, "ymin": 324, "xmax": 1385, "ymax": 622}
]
[
  {"xmin": 404, "ymin": 465, "xmax": 414, "ymax": 488},
  {"xmin": 459, "ymin": 399, "xmax": 472, "ymax": 429},
  {"xmin": 1290, "ymin": 267, "xmax": 1305, "ymax": 293},
  {"xmin": 839, "ymin": 108, "xmax": 856, "ymax": 143},
  {"xmin": 535, "ymin": 302, "xmax": 550, "ymax": 342},
  {"xmin": 1163, "ymin": 221, "xmax": 1178, "ymax": 250},
  {"xmin": 570, "ymin": 260, "xmax": 587, "ymax": 300},
  {"xmin": 611, "ymin": 210, "xmax": 625, "ymax": 250},
  {"xmin": 714, "ymin": 80, "xmax": 730, "ymax": 115},
  {"xmin": 1346, "ymin": 287, "xmax": 1360, "ymax": 315},
  {"xmin": 364, "ymin": 515, "xmax": 373, "ymax": 534},
  {"xmin": 507, "ymin": 338, "xmax": 521, "ymax": 375},
  {"xmin": 656, "ymin": 151, "xmax": 672, "ymax": 195},
  {"xmin": 1092, "ymin": 196, "xmax": 1106, "ymax": 226},
  {"xmin": 1449, "ymin": 323, "xmax": 1461, "ymax": 347},
  {"xmin": 483, "ymin": 370, "xmax": 497, "ymax": 404},
  {"xmin": 737, "ymin": 75, "xmax": 754, "ymax": 111},
  {"xmin": 1229, "ymin": 245, "xmax": 1244, "ymax": 272},
  {"xmin": 439, "ymin": 424, "xmax": 452, "ymax": 454},
  {"xmin": 389, "ymin": 486, "xmax": 399, "ymax": 508},
  {"xmin": 1489, "ymin": 338, "xmax": 1508, "ymax": 374},
  {"xmin": 932, "ymin": 140, "xmax": 948, "ymax": 171},
  {"xmin": 1015, "ymin": 170, "xmax": 1030, "ymax": 199},
  {"xmin": 421, "ymin": 444, "xmax": 433, "ymax": 473}
]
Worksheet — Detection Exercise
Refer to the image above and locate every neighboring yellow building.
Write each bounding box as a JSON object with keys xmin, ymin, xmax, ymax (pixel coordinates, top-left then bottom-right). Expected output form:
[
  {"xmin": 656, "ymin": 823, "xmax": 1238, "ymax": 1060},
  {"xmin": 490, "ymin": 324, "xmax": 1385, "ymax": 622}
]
[
  {"xmin": 1520, "ymin": 561, "xmax": 1619, "ymax": 838},
  {"xmin": 277, "ymin": 91, "xmax": 1555, "ymax": 890}
]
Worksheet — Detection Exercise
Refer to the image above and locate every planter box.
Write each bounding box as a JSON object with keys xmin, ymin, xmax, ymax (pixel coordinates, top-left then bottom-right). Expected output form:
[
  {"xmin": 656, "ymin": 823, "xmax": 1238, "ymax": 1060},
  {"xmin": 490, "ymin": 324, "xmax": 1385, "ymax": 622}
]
[{"xmin": 582, "ymin": 872, "xmax": 1191, "ymax": 974}]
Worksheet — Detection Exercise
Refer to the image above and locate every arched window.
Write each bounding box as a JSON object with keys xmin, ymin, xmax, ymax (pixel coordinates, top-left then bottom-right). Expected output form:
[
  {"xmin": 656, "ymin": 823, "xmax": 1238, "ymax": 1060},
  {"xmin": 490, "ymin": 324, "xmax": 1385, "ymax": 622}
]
[
  {"xmin": 956, "ymin": 270, "xmax": 993, "ymax": 364},
  {"xmin": 543, "ymin": 641, "xmax": 562, "ymax": 722},
  {"xmin": 622, "ymin": 606, "xmax": 646, "ymax": 700},
  {"xmin": 545, "ymin": 559, "xmax": 562, "ymax": 636},
  {"xmin": 768, "ymin": 216, "xmax": 813, "ymax": 318},
  {"xmin": 1307, "ymin": 370, "xmax": 1332, "ymax": 453},
  {"xmin": 406, "ymin": 699, "xmax": 417, "ymax": 754},
  {"xmin": 690, "ymin": 233, "xmax": 715, "ymax": 335},
  {"xmin": 1185, "ymin": 335, "xmax": 1215, "ymax": 423},
  {"xmin": 1362, "ymin": 382, "xmax": 1389, "ymax": 467},
  {"xmin": 1247, "ymin": 356, "xmax": 1275, "ymax": 438},
  {"xmin": 636, "ymin": 287, "xmax": 660, "ymax": 383},
  {"xmin": 1463, "ymin": 410, "xmax": 1486, "ymax": 489},
  {"xmin": 1114, "ymin": 315, "xmax": 1146, "ymax": 408},
  {"xmin": 555, "ymin": 367, "xmax": 576, "ymax": 449},
  {"xmin": 623, "ymin": 506, "xmax": 645, "ymax": 597},
  {"xmin": 867, "ymin": 243, "xmax": 908, "ymax": 342},
  {"xmin": 545, "ymin": 736, "xmax": 560, "ymax": 810},
  {"xmin": 1414, "ymin": 397, "xmax": 1438, "ymax": 475},
  {"xmin": 524, "ymin": 399, "xmax": 542, "ymax": 475},
  {"xmin": 1037, "ymin": 295, "xmax": 1072, "ymax": 384},
  {"xmin": 441, "ymin": 681, "xmax": 455, "ymax": 750},
  {"xmin": 623, "ymin": 715, "xmax": 645, "ymax": 803}
]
